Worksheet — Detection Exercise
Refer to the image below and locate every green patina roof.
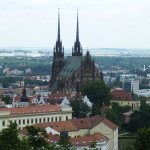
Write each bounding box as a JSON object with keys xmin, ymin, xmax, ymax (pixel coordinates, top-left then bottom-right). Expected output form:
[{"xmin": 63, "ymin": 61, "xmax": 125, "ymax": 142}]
[{"xmin": 59, "ymin": 56, "xmax": 84, "ymax": 77}]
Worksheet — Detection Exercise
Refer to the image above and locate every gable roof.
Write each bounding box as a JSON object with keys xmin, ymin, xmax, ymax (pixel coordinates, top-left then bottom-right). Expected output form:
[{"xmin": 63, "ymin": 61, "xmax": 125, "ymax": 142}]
[
  {"xmin": 34, "ymin": 120, "xmax": 78, "ymax": 132},
  {"xmin": 34, "ymin": 115, "xmax": 118, "ymax": 131},
  {"xmin": 48, "ymin": 93, "xmax": 72, "ymax": 99},
  {"xmin": 59, "ymin": 56, "xmax": 83, "ymax": 77},
  {"xmin": 20, "ymin": 131, "xmax": 109, "ymax": 146},
  {"xmin": 70, "ymin": 115, "xmax": 118, "ymax": 130},
  {"xmin": 0, "ymin": 105, "xmax": 61, "ymax": 115},
  {"xmin": 111, "ymin": 89, "xmax": 134, "ymax": 101},
  {"xmin": 70, "ymin": 133, "xmax": 109, "ymax": 146}
]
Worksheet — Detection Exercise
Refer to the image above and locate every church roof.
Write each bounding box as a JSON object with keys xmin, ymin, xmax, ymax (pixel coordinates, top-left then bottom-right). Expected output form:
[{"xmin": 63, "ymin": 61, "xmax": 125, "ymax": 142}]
[{"xmin": 59, "ymin": 56, "xmax": 83, "ymax": 77}]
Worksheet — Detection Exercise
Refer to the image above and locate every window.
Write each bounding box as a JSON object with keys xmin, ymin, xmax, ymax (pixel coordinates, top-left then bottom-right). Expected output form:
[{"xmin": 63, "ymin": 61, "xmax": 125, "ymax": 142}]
[
  {"xmin": 55, "ymin": 117, "xmax": 57, "ymax": 122},
  {"xmin": 47, "ymin": 118, "xmax": 49, "ymax": 122},
  {"xmin": 27, "ymin": 119, "xmax": 29, "ymax": 124},
  {"xmin": 43, "ymin": 118, "xmax": 45, "ymax": 122},
  {"xmin": 35, "ymin": 119, "xmax": 37, "ymax": 123},
  {"xmin": 14, "ymin": 120, "xmax": 17, "ymax": 124},
  {"xmin": 2, "ymin": 121, "xmax": 5, "ymax": 126},
  {"xmin": 59, "ymin": 116, "xmax": 61, "ymax": 121},
  {"xmin": 66, "ymin": 116, "xmax": 68, "ymax": 120},
  {"xmin": 51, "ymin": 117, "xmax": 53, "ymax": 122},
  {"xmin": 39, "ymin": 118, "xmax": 41, "ymax": 123},
  {"xmin": 19, "ymin": 120, "xmax": 21, "ymax": 125},
  {"xmin": 31, "ymin": 119, "xmax": 33, "ymax": 124},
  {"xmin": 23, "ymin": 120, "xmax": 25, "ymax": 124}
]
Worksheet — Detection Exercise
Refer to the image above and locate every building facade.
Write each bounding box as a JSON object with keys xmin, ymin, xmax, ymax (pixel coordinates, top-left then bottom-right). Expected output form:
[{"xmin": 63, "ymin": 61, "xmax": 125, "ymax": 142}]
[
  {"xmin": 0, "ymin": 105, "xmax": 72, "ymax": 131},
  {"xmin": 49, "ymin": 12, "xmax": 103, "ymax": 93},
  {"xmin": 33, "ymin": 115, "xmax": 118, "ymax": 150}
]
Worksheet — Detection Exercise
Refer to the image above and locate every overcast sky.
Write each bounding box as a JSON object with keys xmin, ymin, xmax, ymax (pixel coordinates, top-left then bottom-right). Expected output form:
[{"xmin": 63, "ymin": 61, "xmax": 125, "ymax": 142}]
[{"xmin": 0, "ymin": 0, "xmax": 150, "ymax": 49}]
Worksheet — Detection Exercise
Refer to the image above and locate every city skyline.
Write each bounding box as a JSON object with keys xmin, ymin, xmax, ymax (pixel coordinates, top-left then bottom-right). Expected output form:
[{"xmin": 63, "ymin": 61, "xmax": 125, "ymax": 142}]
[{"xmin": 0, "ymin": 0, "xmax": 150, "ymax": 49}]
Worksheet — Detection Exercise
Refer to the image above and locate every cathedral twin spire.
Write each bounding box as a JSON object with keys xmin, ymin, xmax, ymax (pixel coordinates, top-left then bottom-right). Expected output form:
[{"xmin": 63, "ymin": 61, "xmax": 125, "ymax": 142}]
[
  {"xmin": 54, "ymin": 10, "xmax": 82, "ymax": 57},
  {"xmin": 54, "ymin": 10, "xmax": 64, "ymax": 58}
]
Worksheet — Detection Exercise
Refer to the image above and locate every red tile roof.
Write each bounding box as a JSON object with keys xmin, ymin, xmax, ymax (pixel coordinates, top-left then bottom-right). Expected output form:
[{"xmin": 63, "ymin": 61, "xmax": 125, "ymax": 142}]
[
  {"xmin": 70, "ymin": 133, "xmax": 109, "ymax": 146},
  {"xmin": 34, "ymin": 115, "xmax": 118, "ymax": 131},
  {"xmin": 100, "ymin": 106, "xmax": 110, "ymax": 110},
  {"xmin": 34, "ymin": 121, "xmax": 78, "ymax": 132},
  {"xmin": 111, "ymin": 89, "xmax": 134, "ymax": 101},
  {"xmin": 28, "ymin": 96, "xmax": 37, "ymax": 103},
  {"xmin": 20, "ymin": 131, "xmax": 109, "ymax": 147},
  {"xmin": 48, "ymin": 93, "xmax": 72, "ymax": 99},
  {"xmin": 70, "ymin": 115, "xmax": 118, "ymax": 130},
  {"xmin": 0, "ymin": 105, "xmax": 61, "ymax": 115},
  {"xmin": 14, "ymin": 95, "xmax": 21, "ymax": 102}
]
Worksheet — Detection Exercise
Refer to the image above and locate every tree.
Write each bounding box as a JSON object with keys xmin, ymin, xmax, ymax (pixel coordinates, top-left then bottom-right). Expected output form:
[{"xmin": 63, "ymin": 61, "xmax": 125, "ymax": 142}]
[
  {"xmin": 69, "ymin": 100, "xmax": 91, "ymax": 118},
  {"xmin": 0, "ymin": 122, "xmax": 30, "ymax": 150},
  {"xmin": 104, "ymin": 109, "xmax": 120, "ymax": 125},
  {"xmin": 81, "ymin": 80, "xmax": 112, "ymax": 115},
  {"xmin": 2, "ymin": 96, "xmax": 12, "ymax": 104},
  {"xmin": 25, "ymin": 125, "xmax": 50, "ymax": 150},
  {"xmin": 128, "ymin": 97, "xmax": 150, "ymax": 133},
  {"xmin": 135, "ymin": 128, "xmax": 150, "ymax": 150},
  {"xmin": 127, "ymin": 110, "xmax": 142, "ymax": 133},
  {"xmin": 2, "ymin": 80, "xmax": 10, "ymax": 88}
]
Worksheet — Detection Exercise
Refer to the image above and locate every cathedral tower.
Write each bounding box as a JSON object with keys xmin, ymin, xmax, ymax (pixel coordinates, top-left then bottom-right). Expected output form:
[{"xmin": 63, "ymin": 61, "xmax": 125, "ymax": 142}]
[
  {"xmin": 50, "ymin": 10, "xmax": 64, "ymax": 87},
  {"xmin": 72, "ymin": 11, "xmax": 83, "ymax": 56}
]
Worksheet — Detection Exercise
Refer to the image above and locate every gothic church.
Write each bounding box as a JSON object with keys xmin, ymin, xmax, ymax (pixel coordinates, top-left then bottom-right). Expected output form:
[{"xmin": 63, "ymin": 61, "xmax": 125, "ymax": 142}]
[{"xmin": 49, "ymin": 12, "xmax": 103, "ymax": 93}]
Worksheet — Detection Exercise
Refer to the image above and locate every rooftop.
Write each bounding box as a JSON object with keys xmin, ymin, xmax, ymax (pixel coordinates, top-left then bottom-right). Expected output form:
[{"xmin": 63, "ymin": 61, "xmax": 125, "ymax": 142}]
[
  {"xmin": 111, "ymin": 89, "xmax": 134, "ymax": 101},
  {"xmin": 0, "ymin": 105, "xmax": 61, "ymax": 115}
]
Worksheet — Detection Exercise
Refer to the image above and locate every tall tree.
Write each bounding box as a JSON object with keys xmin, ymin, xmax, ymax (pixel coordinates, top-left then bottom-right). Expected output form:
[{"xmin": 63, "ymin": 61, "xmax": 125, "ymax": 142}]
[
  {"xmin": 2, "ymin": 95, "xmax": 12, "ymax": 104},
  {"xmin": 0, "ymin": 122, "xmax": 30, "ymax": 150},
  {"xmin": 135, "ymin": 128, "xmax": 150, "ymax": 150},
  {"xmin": 81, "ymin": 80, "xmax": 112, "ymax": 115},
  {"xmin": 25, "ymin": 125, "xmax": 50, "ymax": 150},
  {"xmin": 69, "ymin": 99, "xmax": 91, "ymax": 118}
]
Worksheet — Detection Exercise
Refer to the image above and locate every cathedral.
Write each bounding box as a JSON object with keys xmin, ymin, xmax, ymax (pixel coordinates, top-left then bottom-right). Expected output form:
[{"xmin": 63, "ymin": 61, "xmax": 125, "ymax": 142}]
[{"xmin": 49, "ymin": 12, "xmax": 103, "ymax": 93}]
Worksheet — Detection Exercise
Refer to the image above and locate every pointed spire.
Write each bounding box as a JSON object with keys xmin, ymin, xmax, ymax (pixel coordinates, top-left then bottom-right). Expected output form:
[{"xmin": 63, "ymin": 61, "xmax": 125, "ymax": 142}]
[
  {"xmin": 72, "ymin": 9, "xmax": 82, "ymax": 56},
  {"xmin": 76, "ymin": 9, "xmax": 79, "ymax": 43},
  {"xmin": 57, "ymin": 8, "xmax": 60, "ymax": 42}
]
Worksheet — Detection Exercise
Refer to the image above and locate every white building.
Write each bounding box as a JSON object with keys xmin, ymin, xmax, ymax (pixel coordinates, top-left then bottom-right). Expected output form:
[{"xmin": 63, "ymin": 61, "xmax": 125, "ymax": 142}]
[
  {"xmin": 122, "ymin": 79, "xmax": 139, "ymax": 95},
  {"xmin": 0, "ymin": 105, "xmax": 72, "ymax": 131}
]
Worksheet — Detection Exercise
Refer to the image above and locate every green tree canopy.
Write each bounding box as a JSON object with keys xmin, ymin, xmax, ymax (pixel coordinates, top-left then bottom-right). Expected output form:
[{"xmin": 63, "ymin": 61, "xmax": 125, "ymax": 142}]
[
  {"xmin": 2, "ymin": 95, "xmax": 12, "ymax": 104},
  {"xmin": 25, "ymin": 125, "xmax": 50, "ymax": 150},
  {"xmin": 81, "ymin": 80, "xmax": 112, "ymax": 115},
  {"xmin": 128, "ymin": 97, "xmax": 150, "ymax": 133},
  {"xmin": 69, "ymin": 99, "xmax": 91, "ymax": 118},
  {"xmin": 135, "ymin": 128, "xmax": 150, "ymax": 150},
  {"xmin": 0, "ymin": 122, "xmax": 30, "ymax": 150}
]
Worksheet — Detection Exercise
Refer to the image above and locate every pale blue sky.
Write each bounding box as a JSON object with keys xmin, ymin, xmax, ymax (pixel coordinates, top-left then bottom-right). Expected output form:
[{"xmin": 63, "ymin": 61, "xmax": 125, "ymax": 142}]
[{"xmin": 0, "ymin": 0, "xmax": 150, "ymax": 49}]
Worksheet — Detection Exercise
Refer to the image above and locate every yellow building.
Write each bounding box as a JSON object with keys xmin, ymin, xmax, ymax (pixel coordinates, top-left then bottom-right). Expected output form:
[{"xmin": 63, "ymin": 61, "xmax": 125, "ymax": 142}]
[{"xmin": 111, "ymin": 89, "xmax": 140, "ymax": 110}]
